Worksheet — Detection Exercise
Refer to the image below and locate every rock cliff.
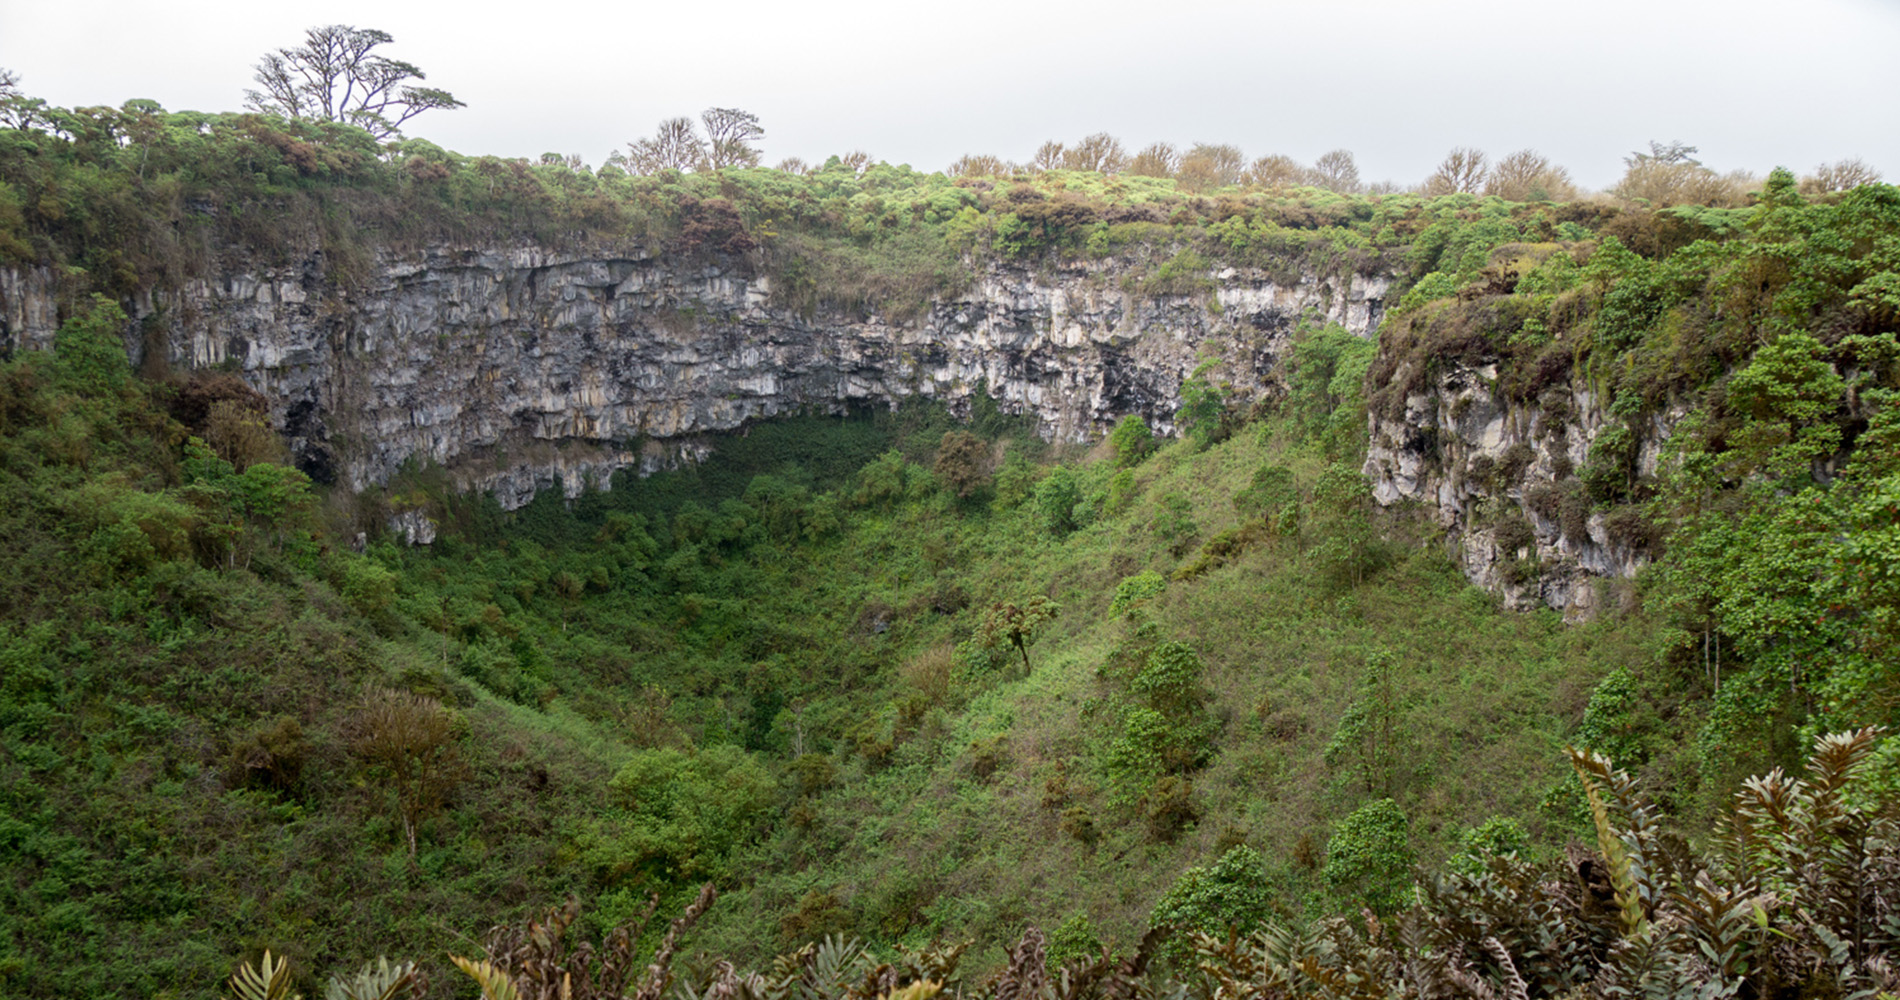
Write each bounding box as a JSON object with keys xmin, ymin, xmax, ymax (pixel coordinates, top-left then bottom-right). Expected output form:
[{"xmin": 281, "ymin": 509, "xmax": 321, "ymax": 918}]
[
  {"xmin": 1362, "ymin": 357, "xmax": 1671, "ymax": 619},
  {"xmin": 1, "ymin": 247, "xmax": 1388, "ymax": 509}
]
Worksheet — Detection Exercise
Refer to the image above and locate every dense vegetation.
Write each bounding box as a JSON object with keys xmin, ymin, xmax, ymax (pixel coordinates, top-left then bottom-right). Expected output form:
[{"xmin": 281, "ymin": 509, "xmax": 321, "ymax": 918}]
[{"xmin": 1, "ymin": 87, "xmax": 1899, "ymax": 999}]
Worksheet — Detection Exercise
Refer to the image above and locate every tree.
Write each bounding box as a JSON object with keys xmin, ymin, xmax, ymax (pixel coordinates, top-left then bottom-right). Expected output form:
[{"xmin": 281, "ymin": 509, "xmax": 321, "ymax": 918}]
[
  {"xmin": 948, "ymin": 153, "xmax": 1010, "ymax": 177},
  {"xmin": 1175, "ymin": 363, "xmax": 1229, "ymax": 449},
  {"xmin": 588, "ymin": 745, "xmax": 775, "ymax": 883},
  {"xmin": 1802, "ymin": 157, "xmax": 1883, "ymax": 195},
  {"xmin": 1615, "ymin": 139, "xmax": 1734, "ymax": 206},
  {"xmin": 1423, "ymin": 146, "xmax": 1487, "ymax": 195},
  {"xmin": 1030, "ymin": 141, "xmax": 1065, "ymax": 172},
  {"xmin": 1178, "ymin": 143, "xmax": 1244, "ymax": 192},
  {"xmin": 1485, "ymin": 148, "xmax": 1577, "ymax": 202},
  {"xmin": 1061, "ymin": 133, "xmax": 1128, "ymax": 175},
  {"xmin": 351, "ymin": 689, "xmax": 465, "ymax": 856},
  {"xmin": 700, "ymin": 107, "xmax": 764, "ymax": 169},
  {"xmin": 1245, "ymin": 154, "xmax": 1302, "ymax": 188},
  {"xmin": 1308, "ymin": 149, "xmax": 1362, "ymax": 193},
  {"xmin": 1127, "ymin": 142, "xmax": 1179, "ymax": 178},
  {"xmin": 245, "ymin": 25, "xmax": 462, "ymax": 140},
  {"xmin": 831, "ymin": 150, "xmax": 875, "ymax": 176},
  {"xmin": 977, "ymin": 596, "xmax": 1060, "ymax": 671},
  {"xmin": 626, "ymin": 117, "xmax": 705, "ymax": 174},
  {"xmin": 1309, "ymin": 462, "xmax": 1381, "ymax": 587},
  {"xmin": 0, "ymin": 67, "xmax": 49, "ymax": 131},
  {"xmin": 52, "ymin": 294, "xmax": 131, "ymax": 395},
  {"xmin": 1323, "ymin": 649, "xmax": 1405, "ymax": 796},
  {"xmin": 1724, "ymin": 332, "xmax": 1845, "ymax": 479}
]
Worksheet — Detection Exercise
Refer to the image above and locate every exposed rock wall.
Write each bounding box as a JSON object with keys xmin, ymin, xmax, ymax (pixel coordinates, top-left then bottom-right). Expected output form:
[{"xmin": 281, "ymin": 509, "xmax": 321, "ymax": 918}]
[
  {"xmin": 1, "ymin": 247, "xmax": 1387, "ymax": 508},
  {"xmin": 1362, "ymin": 358, "xmax": 1674, "ymax": 619}
]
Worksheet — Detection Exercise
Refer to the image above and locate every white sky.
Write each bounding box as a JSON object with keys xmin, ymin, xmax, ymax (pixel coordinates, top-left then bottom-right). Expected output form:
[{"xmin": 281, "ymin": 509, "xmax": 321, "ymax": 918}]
[{"xmin": 4, "ymin": 0, "xmax": 1896, "ymax": 190}]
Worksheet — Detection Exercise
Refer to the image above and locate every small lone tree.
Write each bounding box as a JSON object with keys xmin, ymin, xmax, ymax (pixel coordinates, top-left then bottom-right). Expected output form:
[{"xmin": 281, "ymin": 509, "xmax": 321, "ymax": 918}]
[
  {"xmin": 352, "ymin": 688, "xmax": 465, "ymax": 855},
  {"xmin": 246, "ymin": 25, "xmax": 462, "ymax": 139},
  {"xmin": 978, "ymin": 596, "xmax": 1060, "ymax": 671}
]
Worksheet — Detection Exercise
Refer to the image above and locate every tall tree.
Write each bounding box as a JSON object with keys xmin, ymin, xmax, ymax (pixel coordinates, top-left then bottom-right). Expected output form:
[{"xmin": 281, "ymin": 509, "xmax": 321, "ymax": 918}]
[
  {"xmin": 1061, "ymin": 132, "xmax": 1128, "ymax": 175},
  {"xmin": 978, "ymin": 596, "xmax": 1061, "ymax": 671},
  {"xmin": 700, "ymin": 107, "xmax": 764, "ymax": 169},
  {"xmin": 351, "ymin": 689, "xmax": 465, "ymax": 856},
  {"xmin": 1802, "ymin": 157, "xmax": 1883, "ymax": 195},
  {"xmin": 1030, "ymin": 140, "xmax": 1066, "ymax": 172},
  {"xmin": 1614, "ymin": 139, "xmax": 1736, "ymax": 205},
  {"xmin": 1308, "ymin": 149, "xmax": 1362, "ymax": 193},
  {"xmin": 948, "ymin": 153, "xmax": 1010, "ymax": 177},
  {"xmin": 626, "ymin": 116, "xmax": 705, "ymax": 174},
  {"xmin": 1245, "ymin": 154, "xmax": 1302, "ymax": 188},
  {"xmin": 831, "ymin": 149, "xmax": 874, "ymax": 176},
  {"xmin": 245, "ymin": 25, "xmax": 462, "ymax": 140},
  {"xmin": 1423, "ymin": 146, "xmax": 1488, "ymax": 195},
  {"xmin": 1179, "ymin": 143, "xmax": 1244, "ymax": 191},
  {"xmin": 1127, "ymin": 142, "xmax": 1180, "ymax": 178},
  {"xmin": 1485, "ymin": 148, "xmax": 1576, "ymax": 201},
  {"xmin": 0, "ymin": 67, "xmax": 48, "ymax": 132}
]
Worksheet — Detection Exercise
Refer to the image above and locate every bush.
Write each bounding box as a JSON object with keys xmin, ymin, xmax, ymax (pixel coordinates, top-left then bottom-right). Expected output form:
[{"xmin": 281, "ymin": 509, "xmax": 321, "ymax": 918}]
[
  {"xmin": 590, "ymin": 744, "xmax": 776, "ymax": 883},
  {"xmin": 1321, "ymin": 798, "xmax": 1414, "ymax": 914},
  {"xmin": 933, "ymin": 430, "xmax": 990, "ymax": 498},
  {"xmin": 1150, "ymin": 492, "xmax": 1198, "ymax": 555},
  {"xmin": 1150, "ymin": 845, "xmax": 1275, "ymax": 943},
  {"xmin": 1035, "ymin": 466, "xmax": 1082, "ymax": 537},
  {"xmin": 1108, "ymin": 415, "xmax": 1154, "ymax": 467},
  {"xmin": 1110, "ymin": 571, "xmax": 1166, "ymax": 618}
]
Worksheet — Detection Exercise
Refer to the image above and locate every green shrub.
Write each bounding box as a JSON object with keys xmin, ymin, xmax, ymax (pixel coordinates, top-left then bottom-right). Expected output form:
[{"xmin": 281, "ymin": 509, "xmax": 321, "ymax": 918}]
[
  {"xmin": 1035, "ymin": 466, "xmax": 1082, "ymax": 537},
  {"xmin": 1108, "ymin": 415, "xmax": 1154, "ymax": 467},
  {"xmin": 1150, "ymin": 845, "xmax": 1275, "ymax": 942},
  {"xmin": 1320, "ymin": 798, "xmax": 1414, "ymax": 914}
]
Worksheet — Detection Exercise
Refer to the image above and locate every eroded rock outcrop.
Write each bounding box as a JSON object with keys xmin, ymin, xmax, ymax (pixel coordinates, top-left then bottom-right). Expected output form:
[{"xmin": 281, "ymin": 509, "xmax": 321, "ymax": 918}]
[
  {"xmin": 2, "ymin": 247, "xmax": 1387, "ymax": 509},
  {"xmin": 1363, "ymin": 358, "xmax": 1673, "ymax": 619}
]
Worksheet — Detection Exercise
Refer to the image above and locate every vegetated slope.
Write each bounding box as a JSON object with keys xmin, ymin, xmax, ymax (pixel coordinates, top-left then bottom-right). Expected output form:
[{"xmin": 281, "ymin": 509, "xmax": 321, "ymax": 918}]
[
  {"xmin": 1361, "ymin": 173, "xmax": 1900, "ymax": 824},
  {"xmin": 3, "ymin": 101, "xmax": 1899, "ymax": 997},
  {"xmin": 0, "ymin": 293, "xmax": 1658, "ymax": 997}
]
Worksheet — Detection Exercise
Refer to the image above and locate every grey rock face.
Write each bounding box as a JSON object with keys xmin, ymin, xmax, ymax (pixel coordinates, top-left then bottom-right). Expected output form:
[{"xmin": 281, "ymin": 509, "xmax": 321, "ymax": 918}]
[
  {"xmin": 2, "ymin": 248, "xmax": 1387, "ymax": 510},
  {"xmin": 1362, "ymin": 357, "xmax": 1671, "ymax": 619}
]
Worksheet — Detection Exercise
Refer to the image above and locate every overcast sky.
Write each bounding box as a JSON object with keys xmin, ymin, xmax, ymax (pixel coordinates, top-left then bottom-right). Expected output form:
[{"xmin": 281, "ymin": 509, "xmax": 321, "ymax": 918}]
[{"xmin": 4, "ymin": 0, "xmax": 1896, "ymax": 190}]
